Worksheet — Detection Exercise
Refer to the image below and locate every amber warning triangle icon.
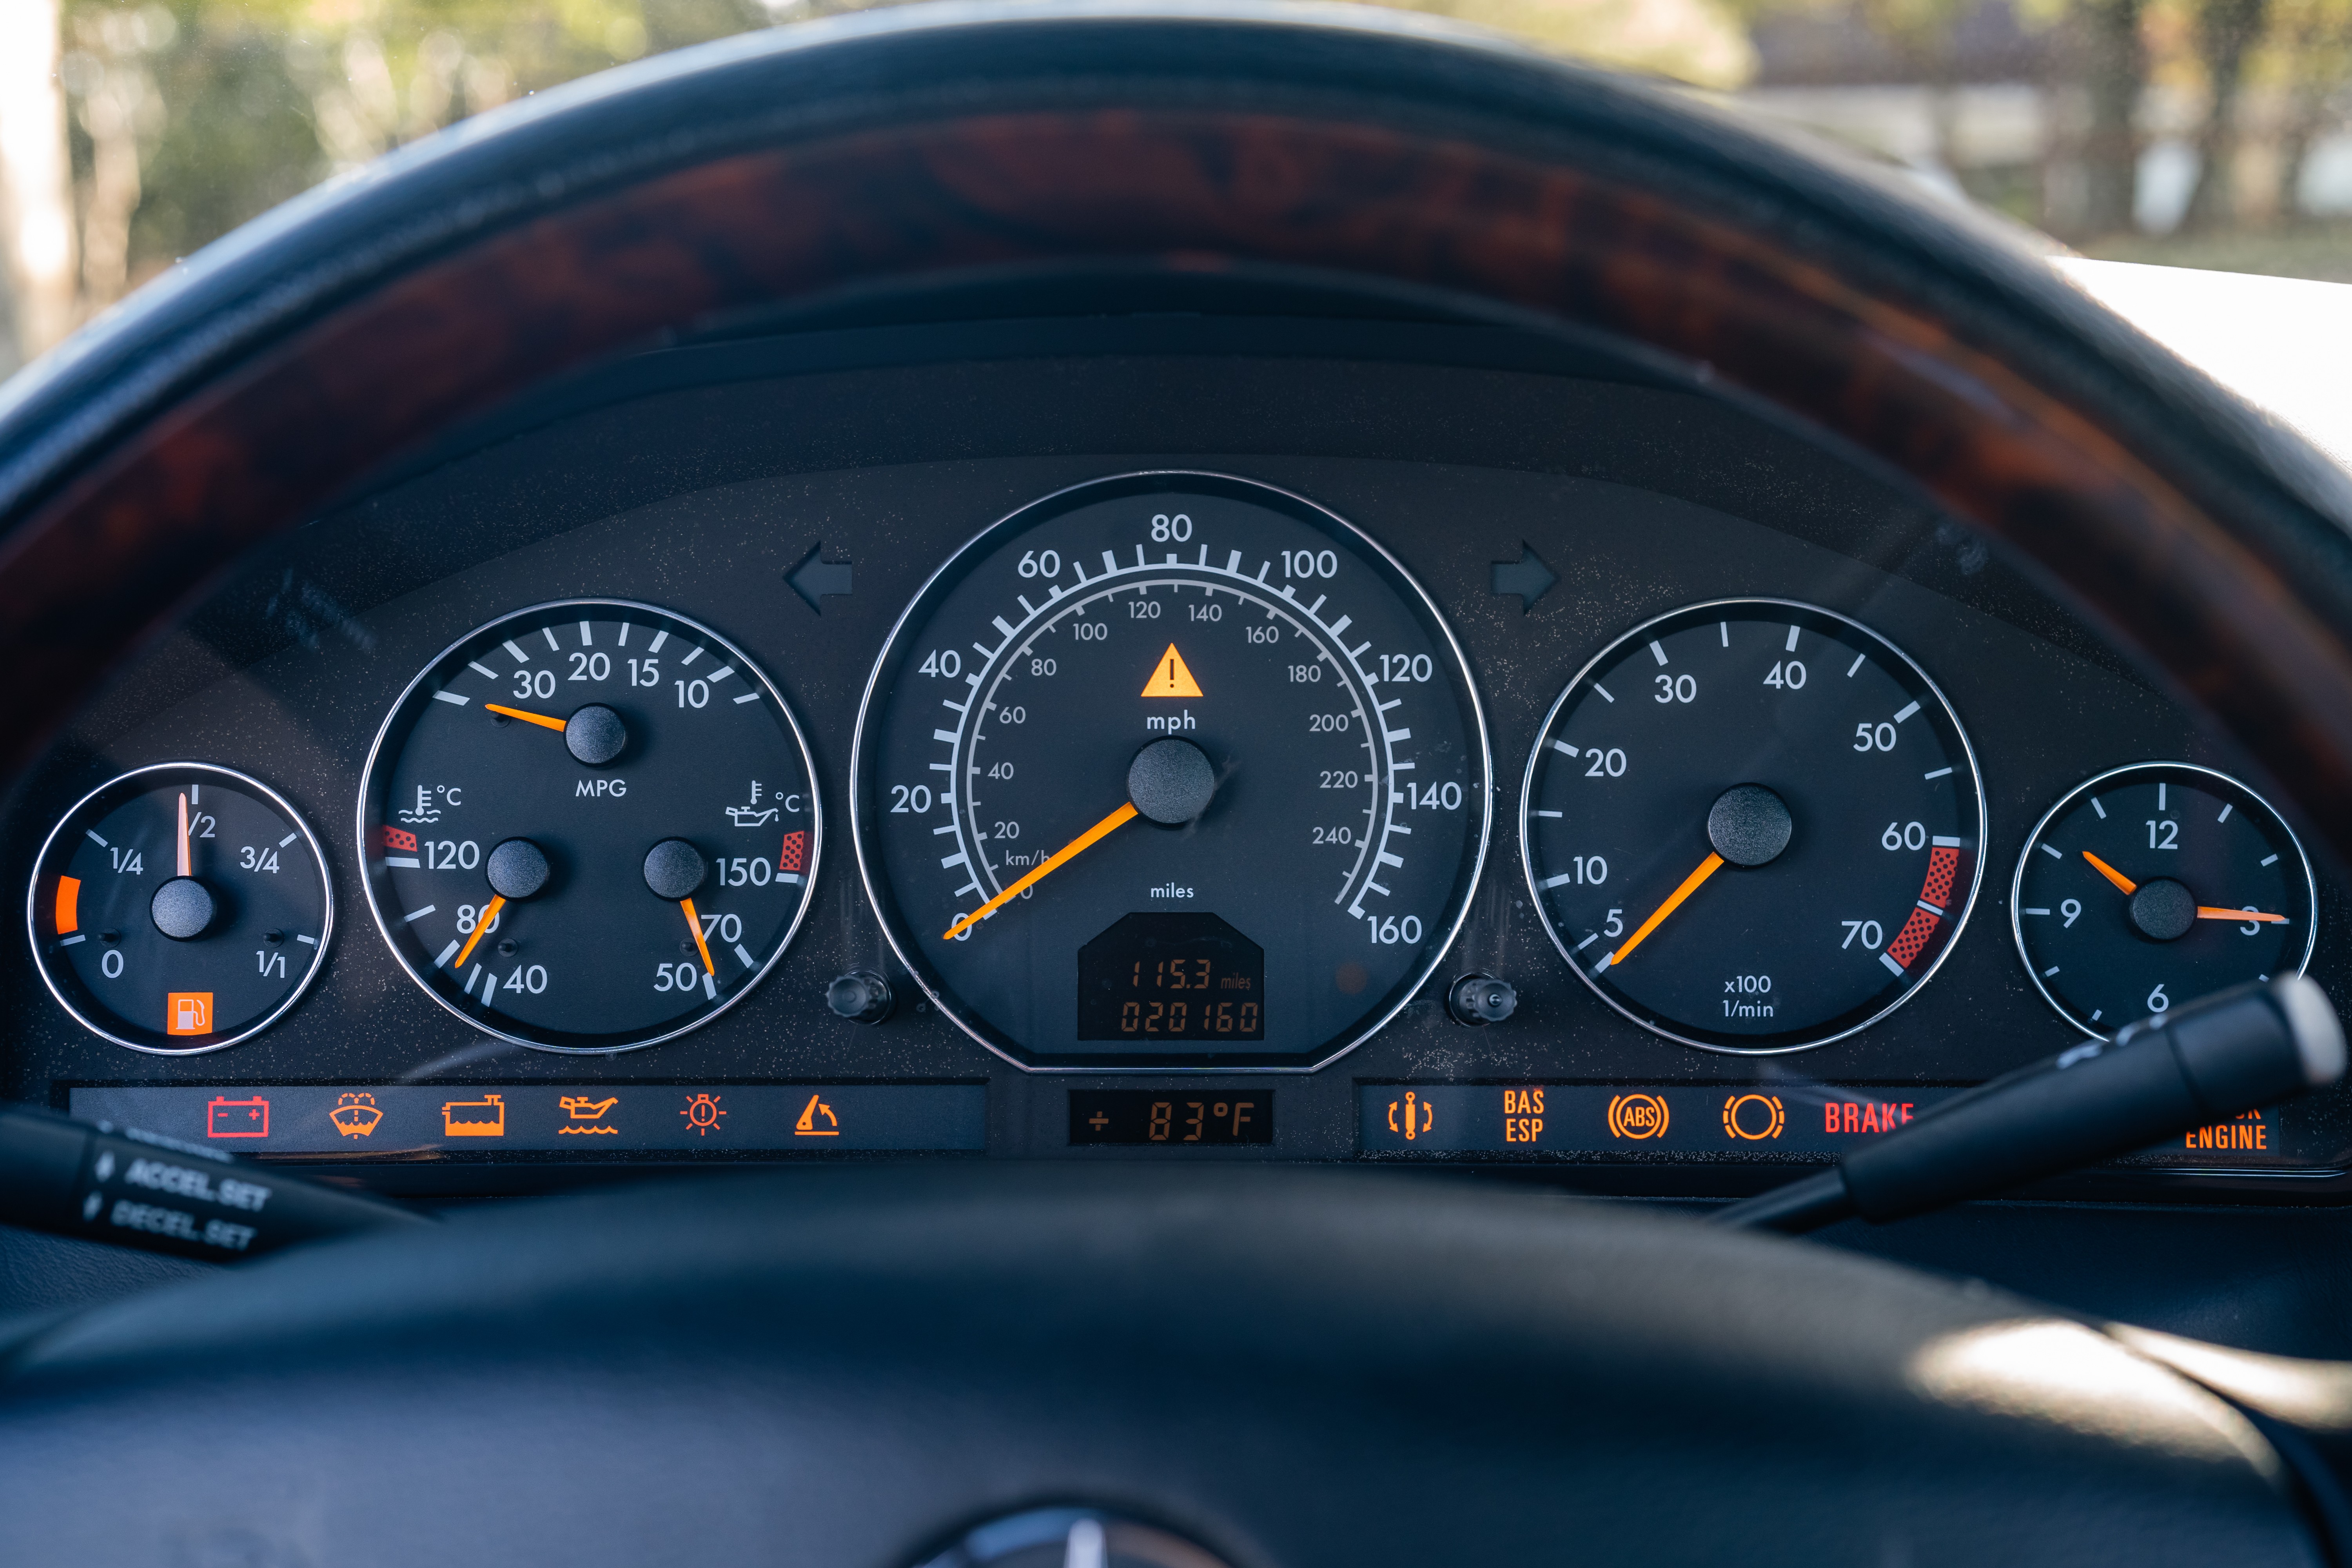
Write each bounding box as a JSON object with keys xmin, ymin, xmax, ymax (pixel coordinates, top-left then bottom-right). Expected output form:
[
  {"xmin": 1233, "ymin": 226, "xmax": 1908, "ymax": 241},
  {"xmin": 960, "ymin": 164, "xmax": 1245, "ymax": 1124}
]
[{"xmin": 1141, "ymin": 643, "xmax": 1204, "ymax": 698}]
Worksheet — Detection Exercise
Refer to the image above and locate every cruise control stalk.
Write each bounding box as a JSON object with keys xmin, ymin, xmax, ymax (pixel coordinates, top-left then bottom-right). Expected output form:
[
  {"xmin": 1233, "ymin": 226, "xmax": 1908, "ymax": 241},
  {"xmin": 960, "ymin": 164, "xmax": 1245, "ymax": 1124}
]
[
  {"xmin": 0, "ymin": 1105, "xmax": 431, "ymax": 1261},
  {"xmin": 1713, "ymin": 976, "xmax": 2345, "ymax": 1234}
]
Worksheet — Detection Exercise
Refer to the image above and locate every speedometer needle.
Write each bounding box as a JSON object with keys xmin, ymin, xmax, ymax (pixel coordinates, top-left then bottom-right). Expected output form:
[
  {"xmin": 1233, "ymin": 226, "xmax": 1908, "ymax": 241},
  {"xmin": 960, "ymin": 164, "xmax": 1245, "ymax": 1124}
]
[
  {"xmin": 1596, "ymin": 851, "xmax": 1725, "ymax": 972},
  {"xmin": 941, "ymin": 802, "xmax": 1140, "ymax": 942}
]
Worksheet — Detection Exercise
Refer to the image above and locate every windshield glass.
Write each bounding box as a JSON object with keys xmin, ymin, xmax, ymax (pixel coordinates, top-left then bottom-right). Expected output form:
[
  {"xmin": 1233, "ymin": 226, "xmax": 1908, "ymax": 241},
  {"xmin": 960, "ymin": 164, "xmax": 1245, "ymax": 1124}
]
[{"xmin": 0, "ymin": 0, "xmax": 2345, "ymax": 377}]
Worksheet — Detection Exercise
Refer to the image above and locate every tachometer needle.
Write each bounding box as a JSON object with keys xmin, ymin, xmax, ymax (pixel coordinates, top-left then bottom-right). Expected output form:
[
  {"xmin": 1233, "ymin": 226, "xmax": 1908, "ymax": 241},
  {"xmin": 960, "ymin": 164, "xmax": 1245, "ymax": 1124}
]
[
  {"xmin": 2198, "ymin": 906, "xmax": 2289, "ymax": 924},
  {"xmin": 176, "ymin": 791, "xmax": 192, "ymax": 878},
  {"xmin": 454, "ymin": 895, "xmax": 506, "ymax": 968},
  {"xmin": 1596, "ymin": 851, "xmax": 1726, "ymax": 972},
  {"xmin": 2082, "ymin": 851, "xmax": 2138, "ymax": 895},
  {"xmin": 484, "ymin": 702, "xmax": 568, "ymax": 732},
  {"xmin": 942, "ymin": 802, "xmax": 1141, "ymax": 942}
]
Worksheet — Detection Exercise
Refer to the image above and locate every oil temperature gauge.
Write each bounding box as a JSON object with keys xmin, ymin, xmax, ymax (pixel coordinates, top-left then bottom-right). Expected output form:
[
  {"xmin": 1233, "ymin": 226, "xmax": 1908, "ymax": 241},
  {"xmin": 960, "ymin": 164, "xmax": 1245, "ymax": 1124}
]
[{"xmin": 27, "ymin": 762, "xmax": 332, "ymax": 1054}]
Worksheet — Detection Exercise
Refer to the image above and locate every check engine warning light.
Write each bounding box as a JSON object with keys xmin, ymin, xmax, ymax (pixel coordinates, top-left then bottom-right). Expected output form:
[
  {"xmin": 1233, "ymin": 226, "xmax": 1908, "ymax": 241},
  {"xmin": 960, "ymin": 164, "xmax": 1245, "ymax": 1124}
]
[
  {"xmin": 207, "ymin": 1095, "xmax": 269, "ymax": 1138},
  {"xmin": 166, "ymin": 992, "xmax": 213, "ymax": 1036},
  {"xmin": 1722, "ymin": 1093, "xmax": 1785, "ymax": 1141},
  {"xmin": 1606, "ymin": 1093, "xmax": 1670, "ymax": 1141}
]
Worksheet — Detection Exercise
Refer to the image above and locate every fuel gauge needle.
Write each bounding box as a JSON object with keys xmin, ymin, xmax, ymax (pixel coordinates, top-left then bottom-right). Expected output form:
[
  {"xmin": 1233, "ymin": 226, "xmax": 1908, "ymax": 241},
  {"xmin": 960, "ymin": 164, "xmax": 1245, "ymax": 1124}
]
[
  {"xmin": 176, "ymin": 791, "xmax": 192, "ymax": 878},
  {"xmin": 942, "ymin": 801, "xmax": 1140, "ymax": 942},
  {"xmin": 1595, "ymin": 851, "xmax": 1726, "ymax": 973}
]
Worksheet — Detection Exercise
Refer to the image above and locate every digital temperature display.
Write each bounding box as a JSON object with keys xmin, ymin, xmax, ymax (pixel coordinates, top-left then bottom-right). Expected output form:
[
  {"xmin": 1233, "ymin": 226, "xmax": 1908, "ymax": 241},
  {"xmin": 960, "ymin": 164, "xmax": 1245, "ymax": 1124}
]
[
  {"xmin": 1076, "ymin": 913, "xmax": 1264, "ymax": 1040},
  {"xmin": 1070, "ymin": 1091, "xmax": 1273, "ymax": 1145}
]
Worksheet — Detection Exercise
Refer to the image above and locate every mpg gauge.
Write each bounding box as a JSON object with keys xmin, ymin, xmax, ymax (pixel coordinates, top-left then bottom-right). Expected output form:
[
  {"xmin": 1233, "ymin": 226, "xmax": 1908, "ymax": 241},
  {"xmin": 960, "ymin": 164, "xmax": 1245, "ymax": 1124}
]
[
  {"xmin": 28, "ymin": 762, "xmax": 332, "ymax": 1054},
  {"xmin": 2012, "ymin": 762, "xmax": 2316, "ymax": 1037},
  {"xmin": 360, "ymin": 601, "xmax": 820, "ymax": 1053},
  {"xmin": 853, "ymin": 472, "xmax": 1491, "ymax": 1071},
  {"xmin": 1522, "ymin": 600, "xmax": 1985, "ymax": 1054}
]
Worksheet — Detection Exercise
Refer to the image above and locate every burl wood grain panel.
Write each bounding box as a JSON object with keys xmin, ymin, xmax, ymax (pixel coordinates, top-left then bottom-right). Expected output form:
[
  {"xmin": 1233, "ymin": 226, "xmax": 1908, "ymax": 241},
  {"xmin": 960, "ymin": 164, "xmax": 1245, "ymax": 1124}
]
[{"xmin": 4, "ymin": 109, "xmax": 2347, "ymax": 864}]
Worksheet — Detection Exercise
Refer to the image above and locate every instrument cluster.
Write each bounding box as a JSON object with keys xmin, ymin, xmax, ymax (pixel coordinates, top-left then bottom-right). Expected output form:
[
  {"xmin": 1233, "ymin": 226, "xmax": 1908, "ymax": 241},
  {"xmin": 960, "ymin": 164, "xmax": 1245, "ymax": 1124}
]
[{"xmin": 3, "ymin": 327, "xmax": 2343, "ymax": 1191}]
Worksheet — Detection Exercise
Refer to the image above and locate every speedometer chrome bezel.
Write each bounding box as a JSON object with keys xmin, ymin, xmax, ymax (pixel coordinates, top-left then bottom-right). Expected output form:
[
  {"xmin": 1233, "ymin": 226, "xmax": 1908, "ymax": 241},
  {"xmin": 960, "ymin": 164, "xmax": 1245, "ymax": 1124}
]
[
  {"xmin": 356, "ymin": 598, "xmax": 824, "ymax": 1055},
  {"xmin": 1518, "ymin": 597, "xmax": 1988, "ymax": 1056},
  {"xmin": 849, "ymin": 470, "xmax": 1493, "ymax": 1074}
]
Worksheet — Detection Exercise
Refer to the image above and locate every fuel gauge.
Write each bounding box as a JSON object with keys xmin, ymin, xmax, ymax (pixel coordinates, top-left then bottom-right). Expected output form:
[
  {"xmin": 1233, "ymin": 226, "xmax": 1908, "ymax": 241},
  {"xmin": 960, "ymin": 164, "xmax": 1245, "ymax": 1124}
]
[{"xmin": 27, "ymin": 762, "xmax": 333, "ymax": 1053}]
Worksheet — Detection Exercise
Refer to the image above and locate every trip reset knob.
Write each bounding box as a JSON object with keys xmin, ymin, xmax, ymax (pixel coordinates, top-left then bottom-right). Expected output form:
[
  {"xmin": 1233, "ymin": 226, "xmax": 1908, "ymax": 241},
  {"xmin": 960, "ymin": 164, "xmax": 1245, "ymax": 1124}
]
[{"xmin": 1448, "ymin": 973, "xmax": 1518, "ymax": 1027}]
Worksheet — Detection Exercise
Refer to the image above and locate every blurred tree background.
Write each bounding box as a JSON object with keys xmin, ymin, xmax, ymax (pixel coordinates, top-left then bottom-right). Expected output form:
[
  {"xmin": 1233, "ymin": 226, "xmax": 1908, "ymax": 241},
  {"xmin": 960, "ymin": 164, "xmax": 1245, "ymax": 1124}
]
[{"xmin": 0, "ymin": 0, "xmax": 2346, "ymax": 372}]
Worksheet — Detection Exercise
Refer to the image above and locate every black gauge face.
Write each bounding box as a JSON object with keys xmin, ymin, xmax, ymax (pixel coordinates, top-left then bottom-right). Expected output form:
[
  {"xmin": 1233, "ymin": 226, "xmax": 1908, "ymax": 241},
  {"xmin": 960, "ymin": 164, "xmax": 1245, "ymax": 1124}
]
[
  {"xmin": 27, "ymin": 763, "xmax": 332, "ymax": 1054},
  {"xmin": 360, "ymin": 601, "xmax": 820, "ymax": 1053},
  {"xmin": 1522, "ymin": 600, "xmax": 1985, "ymax": 1053},
  {"xmin": 2013, "ymin": 763, "xmax": 2316, "ymax": 1038},
  {"xmin": 853, "ymin": 472, "xmax": 1491, "ymax": 1070}
]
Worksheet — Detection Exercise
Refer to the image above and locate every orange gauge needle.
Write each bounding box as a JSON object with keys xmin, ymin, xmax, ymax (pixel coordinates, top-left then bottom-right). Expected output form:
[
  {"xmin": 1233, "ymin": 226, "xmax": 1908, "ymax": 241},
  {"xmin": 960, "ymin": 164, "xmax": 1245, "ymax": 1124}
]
[
  {"xmin": 484, "ymin": 702, "xmax": 567, "ymax": 732},
  {"xmin": 2082, "ymin": 851, "xmax": 2138, "ymax": 895},
  {"xmin": 942, "ymin": 802, "xmax": 1141, "ymax": 942},
  {"xmin": 2198, "ymin": 906, "xmax": 2290, "ymax": 924},
  {"xmin": 176, "ymin": 791, "xmax": 192, "ymax": 878},
  {"xmin": 1595, "ymin": 851, "xmax": 1726, "ymax": 972},
  {"xmin": 454, "ymin": 894, "xmax": 505, "ymax": 968},
  {"xmin": 680, "ymin": 896, "xmax": 716, "ymax": 982}
]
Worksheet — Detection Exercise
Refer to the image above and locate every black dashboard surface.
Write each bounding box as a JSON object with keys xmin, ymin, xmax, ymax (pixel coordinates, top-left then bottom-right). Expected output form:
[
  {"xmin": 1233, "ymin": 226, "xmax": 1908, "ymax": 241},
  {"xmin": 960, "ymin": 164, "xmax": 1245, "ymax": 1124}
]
[{"xmin": 8, "ymin": 316, "xmax": 2345, "ymax": 1196}]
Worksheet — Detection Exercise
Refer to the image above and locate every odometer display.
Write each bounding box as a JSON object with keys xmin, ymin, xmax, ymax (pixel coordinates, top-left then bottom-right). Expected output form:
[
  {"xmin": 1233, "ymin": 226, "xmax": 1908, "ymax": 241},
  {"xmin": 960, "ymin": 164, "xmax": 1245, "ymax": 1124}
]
[
  {"xmin": 853, "ymin": 473, "xmax": 1490, "ymax": 1070},
  {"xmin": 1521, "ymin": 600, "xmax": 1985, "ymax": 1053},
  {"xmin": 359, "ymin": 601, "xmax": 820, "ymax": 1053}
]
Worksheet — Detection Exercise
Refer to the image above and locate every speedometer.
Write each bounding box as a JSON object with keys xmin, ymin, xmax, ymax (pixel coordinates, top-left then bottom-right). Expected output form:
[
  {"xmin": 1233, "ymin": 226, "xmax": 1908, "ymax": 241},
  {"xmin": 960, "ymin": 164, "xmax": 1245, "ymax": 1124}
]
[{"xmin": 853, "ymin": 473, "xmax": 1490, "ymax": 1070}]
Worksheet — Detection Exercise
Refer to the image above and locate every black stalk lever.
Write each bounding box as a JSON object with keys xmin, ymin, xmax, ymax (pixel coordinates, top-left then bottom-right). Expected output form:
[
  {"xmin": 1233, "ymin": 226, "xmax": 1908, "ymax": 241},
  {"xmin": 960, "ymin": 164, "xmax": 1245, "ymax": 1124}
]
[
  {"xmin": 0, "ymin": 1105, "xmax": 432, "ymax": 1261},
  {"xmin": 1712, "ymin": 976, "xmax": 2344, "ymax": 1234}
]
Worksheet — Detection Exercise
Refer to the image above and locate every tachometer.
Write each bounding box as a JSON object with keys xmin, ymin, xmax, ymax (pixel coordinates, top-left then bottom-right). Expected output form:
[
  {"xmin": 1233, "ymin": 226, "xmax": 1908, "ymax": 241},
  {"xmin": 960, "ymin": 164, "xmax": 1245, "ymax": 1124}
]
[
  {"xmin": 852, "ymin": 473, "xmax": 1490, "ymax": 1070},
  {"xmin": 359, "ymin": 601, "xmax": 819, "ymax": 1053},
  {"xmin": 1521, "ymin": 600, "xmax": 1984, "ymax": 1053}
]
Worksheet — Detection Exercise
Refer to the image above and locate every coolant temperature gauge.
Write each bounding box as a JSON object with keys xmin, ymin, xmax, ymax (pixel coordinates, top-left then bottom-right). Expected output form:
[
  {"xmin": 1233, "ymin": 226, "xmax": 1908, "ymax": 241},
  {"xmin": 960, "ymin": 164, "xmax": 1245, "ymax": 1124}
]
[{"xmin": 27, "ymin": 762, "xmax": 333, "ymax": 1054}]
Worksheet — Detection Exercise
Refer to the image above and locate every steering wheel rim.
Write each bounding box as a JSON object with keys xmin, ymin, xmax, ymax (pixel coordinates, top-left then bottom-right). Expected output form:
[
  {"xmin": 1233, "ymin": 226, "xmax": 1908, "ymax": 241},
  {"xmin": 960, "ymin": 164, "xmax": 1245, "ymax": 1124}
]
[
  {"xmin": 0, "ymin": 1165, "xmax": 2321, "ymax": 1563},
  {"xmin": 1, "ymin": 6, "xmax": 2348, "ymax": 1558}
]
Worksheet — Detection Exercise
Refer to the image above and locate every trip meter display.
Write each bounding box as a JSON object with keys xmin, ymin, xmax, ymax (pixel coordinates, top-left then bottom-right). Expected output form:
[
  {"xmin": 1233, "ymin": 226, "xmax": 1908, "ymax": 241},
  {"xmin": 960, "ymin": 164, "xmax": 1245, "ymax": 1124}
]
[
  {"xmin": 359, "ymin": 601, "xmax": 820, "ymax": 1053},
  {"xmin": 1521, "ymin": 600, "xmax": 1985, "ymax": 1053},
  {"xmin": 853, "ymin": 473, "xmax": 1490, "ymax": 1069}
]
